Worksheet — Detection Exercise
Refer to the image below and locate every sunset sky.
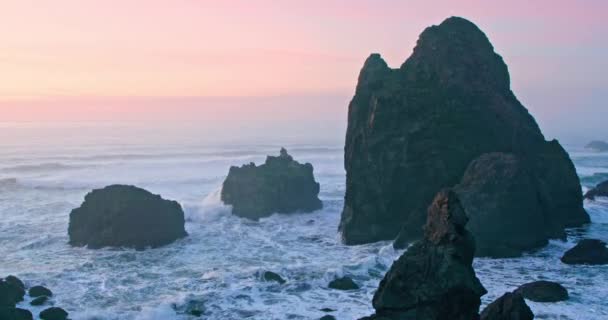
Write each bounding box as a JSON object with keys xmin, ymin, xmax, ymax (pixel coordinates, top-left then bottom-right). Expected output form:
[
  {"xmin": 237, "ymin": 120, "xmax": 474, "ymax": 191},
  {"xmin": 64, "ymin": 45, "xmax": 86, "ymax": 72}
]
[{"xmin": 0, "ymin": 0, "xmax": 607, "ymax": 141}]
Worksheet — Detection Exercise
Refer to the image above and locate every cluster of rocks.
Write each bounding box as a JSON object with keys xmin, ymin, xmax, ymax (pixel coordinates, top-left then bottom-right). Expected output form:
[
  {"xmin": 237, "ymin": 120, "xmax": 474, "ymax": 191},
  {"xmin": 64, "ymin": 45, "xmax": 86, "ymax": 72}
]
[
  {"xmin": 339, "ymin": 16, "xmax": 589, "ymax": 258},
  {"xmin": 0, "ymin": 275, "xmax": 68, "ymax": 320},
  {"xmin": 585, "ymin": 140, "xmax": 608, "ymax": 152}
]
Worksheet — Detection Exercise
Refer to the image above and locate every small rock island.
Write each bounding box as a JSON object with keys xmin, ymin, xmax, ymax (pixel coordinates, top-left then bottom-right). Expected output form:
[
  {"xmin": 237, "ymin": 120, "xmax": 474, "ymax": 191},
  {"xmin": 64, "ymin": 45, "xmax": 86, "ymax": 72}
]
[
  {"xmin": 585, "ymin": 140, "xmax": 608, "ymax": 152},
  {"xmin": 68, "ymin": 185, "xmax": 187, "ymax": 249},
  {"xmin": 221, "ymin": 148, "xmax": 322, "ymax": 220}
]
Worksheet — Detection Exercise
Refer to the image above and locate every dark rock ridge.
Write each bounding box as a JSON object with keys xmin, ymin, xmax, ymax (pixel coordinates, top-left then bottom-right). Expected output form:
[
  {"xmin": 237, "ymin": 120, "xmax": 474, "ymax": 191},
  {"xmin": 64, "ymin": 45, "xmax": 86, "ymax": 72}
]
[
  {"xmin": 68, "ymin": 185, "xmax": 187, "ymax": 249},
  {"xmin": 221, "ymin": 148, "xmax": 322, "ymax": 219},
  {"xmin": 340, "ymin": 16, "xmax": 588, "ymax": 251},
  {"xmin": 361, "ymin": 189, "xmax": 486, "ymax": 320},
  {"xmin": 561, "ymin": 239, "xmax": 608, "ymax": 265},
  {"xmin": 480, "ymin": 292, "xmax": 534, "ymax": 320},
  {"xmin": 514, "ymin": 281, "xmax": 568, "ymax": 302},
  {"xmin": 584, "ymin": 180, "xmax": 608, "ymax": 200},
  {"xmin": 585, "ymin": 140, "xmax": 608, "ymax": 152},
  {"xmin": 328, "ymin": 276, "xmax": 359, "ymax": 291}
]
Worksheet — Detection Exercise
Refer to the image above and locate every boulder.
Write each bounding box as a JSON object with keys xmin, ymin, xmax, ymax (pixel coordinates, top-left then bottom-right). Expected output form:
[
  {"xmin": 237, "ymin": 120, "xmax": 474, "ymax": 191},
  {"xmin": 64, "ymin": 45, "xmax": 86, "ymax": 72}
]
[
  {"xmin": 320, "ymin": 316, "xmax": 336, "ymax": 320},
  {"xmin": 561, "ymin": 239, "xmax": 608, "ymax": 265},
  {"xmin": 0, "ymin": 276, "xmax": 25, "ymax": 307},
  {"xmin": 30, "ymin": 296, "xmax": 49, "ymax": 306},
  {"xmin": 221, "ymin": 148, "xmax": 322, "ymax": 219},
  {"xmin": 39, "ymin": 307, "xmax": 68, "ymax": 320},
  {"xmin": 339, "ymin": 16, "xmax": 588, "ymax": 247},
  {"xmin": 584, "ymin": 180, "xmax": 608, "ymax": 200},
  {"xmin": 68, "ymin": 185, "xmax": 187, "ymax": 249},
  {"xmin": 29, "ymin": 286, "xmax": 52, "ymax": 298},
  {"xmin": 328, "ymin": 277, "xmax": 359, "ymax": 291},
  {"xmin": 514, "ymin": 281, "xmax": 568, "ymax": 302},
  {"xmin": 0, "ymin": 307, "xmax": 33, "ymax": 320},
  {"xmin": 362, "ymin": 189, "xmax": 486, "ymax": 320},
  {"xmin": 585, "ymin": 140, "xmax": 608, "ymax": 152},
  {"xmin": 262, "ymin": 271, "xmax": 286, "ymax": 284},
  {"xmin": 173, "ymin": 298, "xmax": 205, "ymax": 317},
  {"xmin": 480, "ymin": 292, "xmax": 534, "ymax": 320}
]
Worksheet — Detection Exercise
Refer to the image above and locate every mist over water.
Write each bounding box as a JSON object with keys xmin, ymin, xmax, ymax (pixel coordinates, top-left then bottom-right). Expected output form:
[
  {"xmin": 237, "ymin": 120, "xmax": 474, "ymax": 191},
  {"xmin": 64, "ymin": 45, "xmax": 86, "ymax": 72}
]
[{"xmin": 1, "ymin": 123, "xmax": 607, "ymax": 319}]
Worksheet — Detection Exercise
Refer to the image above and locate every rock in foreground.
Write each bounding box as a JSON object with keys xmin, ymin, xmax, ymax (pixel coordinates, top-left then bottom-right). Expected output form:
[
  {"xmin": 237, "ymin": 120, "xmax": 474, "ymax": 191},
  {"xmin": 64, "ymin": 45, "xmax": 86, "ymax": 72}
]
[
  {"xmin": 514, "ymin": 281, "xmax": 568, "ymax": 302},
  {"xmin": 68, "ymin": 185, "xmax": 187, "ymax": 249},
  {"xmin": 585, "ymin": 140, "xmax": 608, "ymax": 152},
  {"xmin": 584, "ymin": 180, "xmax": 608, "ymax": 200},
  {"xmin": 561, "ymin": 239, "xmax": 608, "ymax": 265},
  {"xmin": 221, "ymin": 148, "xmax": 322, "ymax": 219},
  {"xmin": 362, "ymin": 189, "xmax": 486, "ymax": 320},
  {"xmin": 480, "ymin": 292, "xmax": 534, "ymax": 320}
]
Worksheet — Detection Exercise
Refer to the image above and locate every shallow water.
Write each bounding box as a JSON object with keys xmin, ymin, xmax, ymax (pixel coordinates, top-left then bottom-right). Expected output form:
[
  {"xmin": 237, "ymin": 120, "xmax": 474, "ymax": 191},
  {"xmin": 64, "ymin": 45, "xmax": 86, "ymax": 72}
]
[{"xmin": 1, "ymin": 124, "xmax": 607, "ymax": 319}]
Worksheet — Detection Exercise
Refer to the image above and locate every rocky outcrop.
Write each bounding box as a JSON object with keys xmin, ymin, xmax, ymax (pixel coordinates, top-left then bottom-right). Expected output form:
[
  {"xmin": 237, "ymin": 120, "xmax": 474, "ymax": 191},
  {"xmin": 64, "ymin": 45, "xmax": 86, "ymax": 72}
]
[
  {"xmin": 68, "ymin": 185, "xmax": 187, "ymax": 249},
  {"xmin": 221, "ymin": 148, "xmax": 322, "ymax": 219},
  {"xmin": 561, "ymin": 239, "xmax": 608, "ymax": 265},
  {"xmin": 362, "ymin": 189, "xmax": 486, "ymax": 320},
  {"xmin": 514, "ymin": 281, "xmax": 568, "ymax": 302},
  {"xmin": 0, "ymin": 276, "xmax": 67, "ymax": 320},
  {"xmin": 39, "ymin": 307, "xmax": 68, "ymax": 320},
  {"xmin": 480, "ymin": 292, "xmax": 534, "ymax": 320},
  {"xmin": 29, "ymin": 286, "xmax": 52, "ymax": 298},
  {"xmin": 262, "ymin": 271, "xmax": 286, "ymax": 284},
  {"xmin": 584, "ymin": 180, "xmax": 608, "ymax": 200},
  {"xmin": 585, "ymin": 140, "xmax": 608, "ymax": 152},
  {"xmin": 340, "ymin": 16, "xmax": 588, "ymax": 248},
  {"xmin": 328, "ymin": 277, "xmax": 359, "ymax": 291}
]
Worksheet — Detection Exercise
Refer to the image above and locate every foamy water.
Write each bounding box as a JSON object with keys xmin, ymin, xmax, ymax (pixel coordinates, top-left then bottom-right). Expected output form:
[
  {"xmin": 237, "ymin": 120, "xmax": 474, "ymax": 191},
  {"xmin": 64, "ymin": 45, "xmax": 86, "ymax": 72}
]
[{"xmin": 1, "ymin": 124, "xmax": 607, "ymax": 319}]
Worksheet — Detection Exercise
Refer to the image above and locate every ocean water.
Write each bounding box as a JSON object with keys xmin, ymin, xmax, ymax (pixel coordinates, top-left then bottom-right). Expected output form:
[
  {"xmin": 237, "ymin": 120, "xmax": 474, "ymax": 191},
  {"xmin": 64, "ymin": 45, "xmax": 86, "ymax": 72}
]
[{"xmin": 1, "ymin": 123, "xmax": 607, "ymax": 320}]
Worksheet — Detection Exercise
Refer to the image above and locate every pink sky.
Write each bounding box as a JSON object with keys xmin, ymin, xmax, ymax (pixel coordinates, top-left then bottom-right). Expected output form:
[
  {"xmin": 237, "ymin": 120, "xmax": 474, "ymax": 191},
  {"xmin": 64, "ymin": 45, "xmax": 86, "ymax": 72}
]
[{"xmin": 0, "ymin": 0, "xmax": 607, "ymax": 141}]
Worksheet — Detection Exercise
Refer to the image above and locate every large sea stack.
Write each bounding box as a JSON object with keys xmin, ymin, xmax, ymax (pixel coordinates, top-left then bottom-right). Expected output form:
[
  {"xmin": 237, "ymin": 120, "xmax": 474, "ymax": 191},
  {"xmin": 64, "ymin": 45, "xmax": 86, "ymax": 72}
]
[
  {"xmin": 340, "ymin": 16, "xmax": 588, "ymax": 256},
  {"xmin": 68, "ymin": 185, "xmax": 187, "ymax": 249},
  {"xmin": 221, "ymin": 148, "xmax": 322, "ymax": 219}
]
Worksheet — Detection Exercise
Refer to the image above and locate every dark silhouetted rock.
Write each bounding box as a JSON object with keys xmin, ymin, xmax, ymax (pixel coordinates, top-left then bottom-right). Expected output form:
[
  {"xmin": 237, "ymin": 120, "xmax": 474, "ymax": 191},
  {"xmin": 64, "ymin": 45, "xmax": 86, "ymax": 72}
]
[
  {"xmin": 585, "ymin": 140, "xmax": 608, "ymax": 152},
  {"xmin": 561, "ymin": 239, "xmax": 608, "ymax": 265},
  {"xmin": 584, "ymin": 180, "xmax": 608, "ymax": 200},
  {"xmin": 29, "ymin": 286, "xmax": 52, "ymax": 298},
  {"xmin": 39, "ymin": 307, "xmax": 68, "ymax": 320},
  {"xmin": 0, "ymin": 307, "xmax": 33, "ymax": 320},
  {"xmin": 30, "ymin": 296, "xmax": 49, "ymax": 306},
  {"xmin": 4, "ymin": 277, "xmax": 24, "ymax": 292},
  {"xmin": 68, "ymin": 185, "xmax": 187, "ymax": 249},
  {"xmin": 320, "ymin": 316, "xmax": 336, "ymax": 320},
  {"xmin": 363, "ymin": 189, "xmax": 486, "ymax": 320},
  {"xmin": 514, "ymin": 281, "xmax": 568, "ymax": 302},
  {"xmin": 480, "ymin": 292, "xmax": 534, "ymax": 320},
  {"xmin": 0, "ymin": 276, "xmax": 25, "ymax": 307},
  {"xmin": 173, "ymin": 298, "xmax": 205, "ymax": 317},
  {"xmin": 340, "ymin": 16, "xmax": 588, "ymax": 247},
  {"xmin": 221, "ymin": 148, "xmax": 322, "ymax": 219},
  {"xmin": 262, "ymin": 271, "xmax": 286, "ymax": 284},
  {"xmin": 328, "ymin": 277, "xmax": 359, "ymax": 291}
]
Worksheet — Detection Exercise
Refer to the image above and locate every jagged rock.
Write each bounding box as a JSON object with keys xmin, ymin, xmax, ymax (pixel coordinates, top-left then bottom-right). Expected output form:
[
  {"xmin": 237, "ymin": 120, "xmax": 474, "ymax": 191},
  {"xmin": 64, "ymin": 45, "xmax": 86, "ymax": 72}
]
[
  {"xmin": 68, "ymin": 185, "xmax": 187, "ymax": 249},
  {"xmin": 328, "ymin": 277, "xmax": 359, "ymax": 290},
  {"xmin": 39, "ymin": 307, "xmax": 68, "ymax": 320},
  {"xmin": 585, "ymin": 140, "xmax": 608, "ymax": 152},
  {"xmin": 0, "ymin": 276, "xmax": 25, "ymax": 307},
  {"xmin": 561, "ymin": 239, "xmax": 608, "ymax": 265},
  {"xmin": 262, "ymin": 271, "xmax": 286, "ymax": 284},
  {"xmin": 584, "ymin": 180, "xmax": 608, "ymax": 200},
  {"xmin": 0, "ymin": 307, "xmax": 33, "ymax": 320},
  {"xmin": 29, "ymin": 286, "xmax": 52, "ymax": 298},
  {"xmin": 30, "ymin": 296, "xmax": 49, "ymax": 306},
  {"xmin": 340, "ymin": 16, "xmax": 588, "ymax": 247},
  {"xmin": 480, "ymin": 292, "xmax": 534, "ymax": 320},
  {"xmin": 221, "ymin": 148, "xmax": 322, "ymax": 219},
  {"xmin": 362, "ymin": 189, "xmax": 486, "ymax": 320},
  {"xmin": 514, "ymin": 281, "xmax": 568, "ymax": 302}
]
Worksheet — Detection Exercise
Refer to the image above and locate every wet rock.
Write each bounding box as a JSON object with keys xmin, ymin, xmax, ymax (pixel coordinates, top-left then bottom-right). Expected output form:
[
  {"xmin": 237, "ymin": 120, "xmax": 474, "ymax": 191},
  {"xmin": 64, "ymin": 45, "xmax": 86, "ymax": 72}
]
[
  {"xmin": 584, "ymin": 180, "xmax": 608, "ymax": 200},
  {"xmin": 262, "ymin": 271, "xmax": 286, "ymax": 284},
  {"xmin": 68, "ymin": 184, "xmax": 187, "ymax": 249},
  {"xmin": 4, "ymin": 276, "xmax": 24, "ymax": 292},
  {"xmin": 30, "ymin": 296, "xmax": 49, "ymax": 306},
  {"xmin": 320, "ymin": 316, "xmax": 336, "ymax": 320},
  {"xmin": 328, "ymin": 277, "xmax": 359, "ymax": 291},
  {"xmin": 221, "ymin": 148, "xmax": 322, "ymax": 219},
  {"xmin": 0, "ymin": 307, "xmax": 33, "ymax": 320},
  {"xmin": 480, "ymin": 292, "xmax": 534, "ymax": 320},
  {"xmin": 514, "ymin": 280, "xmax": 568, "ymax": 302},
  {"xmin": 0, "ymin": 276, "xmax": 25, "ymax": 307},
  {"xmin": 561, "ymin": 239, "xmax": 608, "ymax": 265},
  {"xmin": 173, "ymin": 299, "xmax": 205, "ymax": 317},
  {"xmin": 585, "ymin": 140, "xmax": 608, "ymax": 152},
  {"xmin": 340, "ymin": 16, "xmax": 588, "ymax": 247},
  {"xmin": 363, "ymin": 189, "xmax": 486, "ymax": 320},
  {"xmin": 39, "ymin": 307, "xmax": 68, "ymax": 320},
  {"xmin": 29, "ymin": 285, "xmax": 52, "ymax": 298}
]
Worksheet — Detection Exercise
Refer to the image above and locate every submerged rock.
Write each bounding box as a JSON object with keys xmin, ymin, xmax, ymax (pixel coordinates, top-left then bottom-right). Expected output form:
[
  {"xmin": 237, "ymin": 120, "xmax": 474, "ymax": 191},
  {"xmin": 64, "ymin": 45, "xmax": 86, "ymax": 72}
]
[
  {"xmin": 0, "ymin": 276, "xmax": 25, "ymax": 307},
  {"xmin": 362, "ymin": 189, "xmax": 486, "ymax": 320},
  {"xmin": 29, "ymin": 286, "xmax": 52, "ymax": 298},
  {"xmin": 30, "ymin": 296, "xmax": 49, "ymax": 306},
  {"xmin": 480, "ymin": 292, "xmax": 534, "ymax": 320},
  {"xmin": 221, "ymin": 148, "xmax": 322, "ymax": 219},
  {"xmin": 39, "ymin": 307, "xmax": 68, "ymax": 320},
  {"xmin": 340, "ymin": 16, "xmax": 588, "ymax": 249},
  {"xmin": 514, "ymin": 281, "xmax": 568, "ymax": 302},
  {"xmin": 584, "ymin": 180, "xmax": 608, "ymax": 200},
  {"xmin": 68, "ymin": 185, "xmax": 187, "ymax": 249},
  {"xmin": 328, "ymin": 277, "xmax": 359, "ymax": 291},
  {"xmin": 0, "ymin": 307, "xmax": 33, "ymax": 320},
  {"xmin": 262, "ymin": 271, "xmax": 286, "ymax": 284},
  {"xmin": 561, "ymin": 239, "xmax": 608, "ymax": 265},
  {"xmin": 320, "ymin": 316, "xmax": 336, "ymax": 320},
  {"xmin": 173, "ymin": 298, "xmax": 205, "ymax": 317},
  {"xmin": 585, "ymin": 140, "xmax": 608, "ymax": 152}
]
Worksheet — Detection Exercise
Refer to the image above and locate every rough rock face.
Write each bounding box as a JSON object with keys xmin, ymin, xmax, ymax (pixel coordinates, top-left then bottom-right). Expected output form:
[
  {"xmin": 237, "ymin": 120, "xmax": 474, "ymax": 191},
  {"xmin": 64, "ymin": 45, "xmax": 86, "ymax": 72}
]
[
  {"xmin": 561, "ymin": 239, "xmax": 608, "ymax": 265},
  {"xmin": 584, "ymin": 180, "xmax": 608, "ymax": 200},
  {"xmin": 362, "ymin": 189, "xmax": 486, "ymax": 320},
  {"xmin": 480, "ymin": 292, "xmax": 534, "ymax": 320},
  {"xmin": 514, "ymin": 281, "xmax": 568, "ymax": 302},
  {"xmin": 68, "ymin": 185, "xmax": 187, "ymax": 249},
  {"xmin": 340, "ymin": 16, "xmax": 588, "ymax": 246},
  {"xmin": 585, "ymin": 140, "xmax": 608, "ymax": 152},
  {"xmin": 221, "ymin": 148, "xmax": 322, "ymax": 219}
]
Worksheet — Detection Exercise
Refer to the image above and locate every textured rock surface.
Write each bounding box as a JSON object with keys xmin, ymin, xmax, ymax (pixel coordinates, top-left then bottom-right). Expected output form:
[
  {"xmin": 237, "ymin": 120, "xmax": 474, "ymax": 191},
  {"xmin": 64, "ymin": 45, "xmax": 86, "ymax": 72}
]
[
  {"xmin": 584, "ymin": 180, "xmax": 608, "ymax": 200},
  {"xmin": 480, "ymin": 292, "xmax": 534, "ymax": 320},
  {"xmin": 68, "ymin": 185, "xmax": 187, "ymax": 249},
  {"xmin": 585, "ymin": 140, "xmax": 608, "ymax": 152},
  {"xmin": 340, "ymin": 16, "xmax": 588, "ymax": 246},
  {"xmin": 221, "ymin": 148, "xmax": 322, "ymax": 219},
  {"xmin": 362, "ymin": 189, "xmax": 486, "ymax": 320},
  {"xmin": 514, "ymin": 281, "xmax": 568, "ymax": 302},
  {"xmin": 561, "ymin": 239, "xmax": 608, "ymax": 265}
]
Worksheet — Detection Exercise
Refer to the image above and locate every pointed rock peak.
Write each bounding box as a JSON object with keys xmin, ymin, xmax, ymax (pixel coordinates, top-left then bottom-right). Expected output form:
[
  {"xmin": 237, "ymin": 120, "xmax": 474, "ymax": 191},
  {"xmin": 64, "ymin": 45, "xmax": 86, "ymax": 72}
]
[
  {"xmin": 363, "ymin": 53, "xmax": 387, "ymax": 69},
  {"xmin": 424, "ymin": 189, "xmax": 469, "ymax": 245},
  {"xmin": 279, "ymin": 147, "xmax": 289, "ymax": 158}
]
